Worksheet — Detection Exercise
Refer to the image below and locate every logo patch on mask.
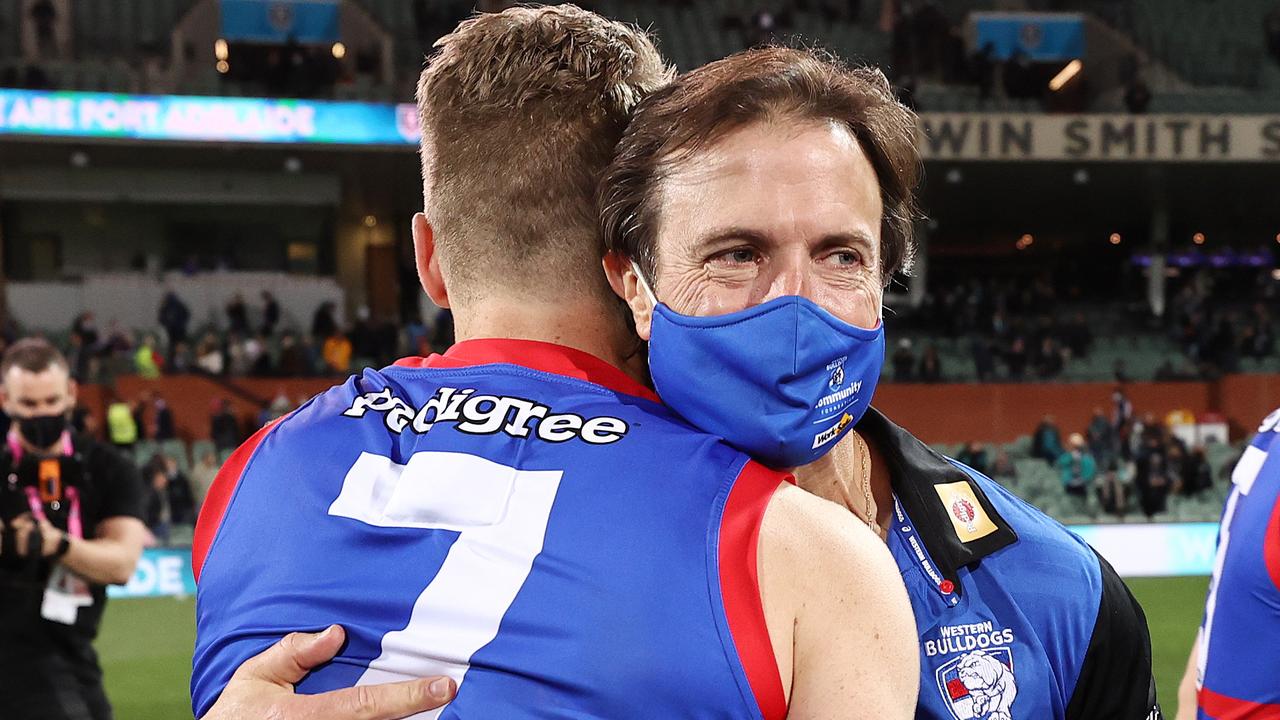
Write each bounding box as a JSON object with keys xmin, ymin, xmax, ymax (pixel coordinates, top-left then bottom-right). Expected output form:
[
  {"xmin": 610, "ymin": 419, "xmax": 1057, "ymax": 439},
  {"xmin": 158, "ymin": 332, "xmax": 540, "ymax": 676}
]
[
  {"xmin": 935, "ymin": 648, "xmax": 1018, "ymax": 720},
  {"xmin": 811, "ymin": 413, "xmax": 854, "ymax": 449},
  {"xmin": 934, "ymin": 481, "xmax": 998, "ymax": 542}
]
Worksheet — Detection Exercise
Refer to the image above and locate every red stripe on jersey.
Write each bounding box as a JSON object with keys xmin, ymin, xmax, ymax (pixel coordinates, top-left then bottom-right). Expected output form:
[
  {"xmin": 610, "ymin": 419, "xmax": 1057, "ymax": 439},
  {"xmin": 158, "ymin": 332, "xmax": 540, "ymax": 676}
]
[
  {"xmin": 1200, "ymin": 686, "xmax": 1280, "ymax": 719},
  {"xmin": 720, "ymin": 460, "xmax": 789, "ymax": 720},
  {"xmin": 192, "ymin": 418, "xmax": 282, "ymax": 582},
  {"xmin": 1264, "ymin": 490, "xmax": 1280, "ymax": 592}
]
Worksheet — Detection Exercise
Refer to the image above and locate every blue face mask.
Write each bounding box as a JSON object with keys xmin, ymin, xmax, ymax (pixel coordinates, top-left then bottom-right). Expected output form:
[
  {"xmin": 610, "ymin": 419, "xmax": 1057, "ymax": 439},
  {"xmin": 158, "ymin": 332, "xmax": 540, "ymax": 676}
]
[{"xmin": 635, "ymin": 264, "xmax": 885, "ymax": 469}]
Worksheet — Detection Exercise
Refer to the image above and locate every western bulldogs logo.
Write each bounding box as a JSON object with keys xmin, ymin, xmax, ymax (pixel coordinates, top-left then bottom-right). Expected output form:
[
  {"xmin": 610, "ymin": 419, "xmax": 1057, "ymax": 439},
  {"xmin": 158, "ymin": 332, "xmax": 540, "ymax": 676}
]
[
  {"xmin": 951, "ymin": 497, "xmax": 978, "ymax": 534},
  {"xmin": 936, "ymin": 648, "xmax": 1017, "ymax": 720},
  {"xmin": 828, "ymin": 361, "xmax": 845, "ymax": 390}
]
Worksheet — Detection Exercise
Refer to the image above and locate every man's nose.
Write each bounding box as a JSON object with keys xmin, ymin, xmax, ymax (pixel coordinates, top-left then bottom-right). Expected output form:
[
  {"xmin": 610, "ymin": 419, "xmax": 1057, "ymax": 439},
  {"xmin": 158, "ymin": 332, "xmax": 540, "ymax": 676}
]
[{"xmin": 762, "ymin": 252, "xmax": 812, "ymax": 301}]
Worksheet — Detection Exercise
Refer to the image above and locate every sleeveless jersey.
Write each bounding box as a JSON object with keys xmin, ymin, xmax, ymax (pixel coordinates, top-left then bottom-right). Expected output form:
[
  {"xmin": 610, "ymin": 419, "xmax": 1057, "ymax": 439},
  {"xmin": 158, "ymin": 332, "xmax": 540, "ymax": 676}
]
[
  {"xmin": 190, "ymin": 339, "xmax": 786, "ymax": 720},
  {"xmin": 1197, "ymin": 408, "xmax": 1280, "ymax": 719}
]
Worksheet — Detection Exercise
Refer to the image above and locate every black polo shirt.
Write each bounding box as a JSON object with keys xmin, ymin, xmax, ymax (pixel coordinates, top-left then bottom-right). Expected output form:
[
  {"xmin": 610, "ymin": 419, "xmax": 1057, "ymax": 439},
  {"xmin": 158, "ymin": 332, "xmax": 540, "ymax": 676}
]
[{"xmin": 0, "ymin": 432, "xmax": 145, "ymax": 641}]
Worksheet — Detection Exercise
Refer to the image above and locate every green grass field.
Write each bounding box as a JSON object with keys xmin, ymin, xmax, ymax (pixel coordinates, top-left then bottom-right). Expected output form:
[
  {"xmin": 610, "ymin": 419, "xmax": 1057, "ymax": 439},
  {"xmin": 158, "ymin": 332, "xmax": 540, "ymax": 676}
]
[{"xmin": 98, "ymin": 576, "xmax": 1210, "ymax": 719}]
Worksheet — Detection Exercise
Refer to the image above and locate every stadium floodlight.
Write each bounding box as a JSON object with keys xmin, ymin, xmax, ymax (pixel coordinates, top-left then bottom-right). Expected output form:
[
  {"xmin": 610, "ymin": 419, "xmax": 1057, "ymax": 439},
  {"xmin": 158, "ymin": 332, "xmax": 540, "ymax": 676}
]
[
  {"xmin": 332, "ymin": 42, "xmax": 347, "ymax": 60},
  {"xmin": 215, "ymin": 38, "xmax": 229, "ymax": 61},
  {"xmin": 1110, "ymin": 233, "xmax": 1122, "ymax": 245},
  {"xmin": 1048, "ymin": 59, "xmax": 1082, "ymax": 92},
  {"xmin": 1193, "ymin": 232, "xmax": 1206, "ymax": 245}
]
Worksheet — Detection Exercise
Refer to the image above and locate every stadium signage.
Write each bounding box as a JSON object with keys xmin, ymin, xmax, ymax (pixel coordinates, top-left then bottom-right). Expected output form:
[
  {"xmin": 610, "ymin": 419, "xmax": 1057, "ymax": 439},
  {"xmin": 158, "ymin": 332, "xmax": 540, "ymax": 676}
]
[
  {"xmin": 0, "ymin": 89, "xmax": 419, "ymax": 146},
  {"xmin": 919, "ymin": 113, "xmax": 1280, "ymax": 162}
]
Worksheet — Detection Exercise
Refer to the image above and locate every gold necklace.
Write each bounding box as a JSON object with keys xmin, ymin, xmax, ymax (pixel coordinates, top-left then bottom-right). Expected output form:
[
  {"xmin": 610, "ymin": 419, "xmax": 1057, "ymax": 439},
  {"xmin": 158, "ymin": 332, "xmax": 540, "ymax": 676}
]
[{"xmin": 849, "ymin": 432, "xmax": 879, "ymax": 536}]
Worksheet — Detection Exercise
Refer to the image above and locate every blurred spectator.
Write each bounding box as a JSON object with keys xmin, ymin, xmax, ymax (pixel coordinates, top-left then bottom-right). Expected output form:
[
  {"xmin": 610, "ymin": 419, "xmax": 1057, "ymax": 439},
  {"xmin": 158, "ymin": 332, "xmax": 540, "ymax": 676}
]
[
  {"xmin": 323, "ymin": 331, "xmax": 353, "ymax": 375},
  {"xmin": 989, "ymin": 447, "xmax": 1017, "ymax": 484},
  {"xmin": 1061, "ymin": 313, "xmax": 1093, "ymax": 359},
  {"xmin": 158, "ymin": 291, "xmax": 191, "ymax": 360},
  {"xmin": 226, "ymin": 293, "xmax": 250, "ymax": 335},
  {"xmin": 892, "ymin": 338, "xmax": 916, "ymax": 381},
  {"xmin": 145, "ymin": 460, "xmax": 173, "ymax": 546},
  {"xmin": 277, "ymin": 332, "xmax": 311, "ymax": 376},
  {"xmin": 72, "ymin": 311, "xmax": 99, "ymax": 351},
  {"xmin": 312, "ymin": 301, "xmax": 338, "ymax": 342},
  {"xmin": 1112, "ymin": 387, "xmax": 1134, "ymax": 431},
  {"xmin": 226, "ymin": 335, "xmax": 251, "ymax": 377},
  {"xmin": 211, "ymin": 399, "xmax": 241, "ymax": 451},
  {"xmin": 1098, "ymin": 461, "xmax": 1131, "ymax": 517},
  {"xmin": 263, "ymin": 389, "xmax": 292, "ymax": 425},
  {"xmin": 1134, "ymin": 434, "xmax": 1173, "ymax": 518},
  {"xmin": 106, "ymin": 396, "xmax": 138, "ymax": 452},
  {"xmin": 1056, "ymin": 432, "xmax": 1097, "ymax": 502},
  {"xmin": 153, "ymin": 393, "xmax": 176, "ymax": 441},
  {"xmin": 918, "ymin": 345, "xmax": 943, "ymax": 383},
  {"xmin": 196, "ymin": 333, "xmax": 225, "ymax": 375},
  {"xmin": 191, "ymin": 451, "xmax": 220, "ymax": 510},
  {"xmin": 170, "ymin": 341, "xmax": 194, "ymax": 374},
  {"xmin": 1034, "ymin": 337, "xmax": 1065, "ymax": 379},
  {"xmin": 1086, "ymin": 408, "xmax": 1119, "ymax": 471},
  {"xmin": 134, "ymin": 334, "xmax": 163, "ymax": 379},
  {"xmin": 956, "ymin": 441, "xmax": 990, "ymax": 476},
  {"xmin": 248, "ymin": 333, "xmax": 274, "ymax": 376},
  {"xmin": 971, "ymin": 337, "xmax": 995, "ymax": 382},
  {"xmin": 349, "ymin": 308, "xmax": 378, "ymax": 367},
  {"xmin": 261, "ymin": 290, "xmax": 281, "ymax": 336},
  {"xmin": 131, "ymin": 397, "xmax": 148, "ymax": 442},
  {"xmin": 1031, "ymin": 415, "xmax": 1064, "ymax": 465},
  {"xmin": 1005, "ymin": 337, "xmax": 1028, "ymax": 380}
]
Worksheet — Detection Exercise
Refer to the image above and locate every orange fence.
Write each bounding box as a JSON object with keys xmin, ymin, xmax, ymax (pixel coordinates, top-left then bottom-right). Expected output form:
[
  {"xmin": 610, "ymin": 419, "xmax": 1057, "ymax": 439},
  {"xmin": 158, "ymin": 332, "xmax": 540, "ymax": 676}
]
[{"xmin": 80, "ymin": 373, "xmax": 1280, "ymax": 447}]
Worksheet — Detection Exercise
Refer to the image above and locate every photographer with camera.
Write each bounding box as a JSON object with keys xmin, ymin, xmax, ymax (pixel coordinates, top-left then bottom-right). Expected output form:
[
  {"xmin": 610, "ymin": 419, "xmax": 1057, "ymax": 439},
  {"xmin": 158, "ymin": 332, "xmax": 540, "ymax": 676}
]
[{"xmin": 0, "ymin": 338, "xmax": 147, "ymax": 720}]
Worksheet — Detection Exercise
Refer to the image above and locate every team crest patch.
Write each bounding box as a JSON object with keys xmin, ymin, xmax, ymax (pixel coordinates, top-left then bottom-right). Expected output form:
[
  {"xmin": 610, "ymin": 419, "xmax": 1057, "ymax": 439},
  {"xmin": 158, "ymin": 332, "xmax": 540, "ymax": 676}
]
[
  {"xmin": 936, "ymin": 648, "xmax": 1017, "ymax": 720},
  {"xmin": 934, "ymin": 481, "xmax": 998, "ymax": 543}
]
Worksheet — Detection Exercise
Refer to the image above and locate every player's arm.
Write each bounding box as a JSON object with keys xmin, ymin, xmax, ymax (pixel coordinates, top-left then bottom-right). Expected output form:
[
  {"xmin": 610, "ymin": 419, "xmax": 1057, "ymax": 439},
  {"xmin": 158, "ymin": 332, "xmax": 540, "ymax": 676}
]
[
  {"xmin": 1064, "ymin": 551, "xmax": 1163, "ymax": 719},
  {"xmin": 1175, "ymin": 636, "xmax": 1199, "ymax": 720},
  {"xmin": 760, "ymin": 483, "xmax": 919, "ymax": 719}
]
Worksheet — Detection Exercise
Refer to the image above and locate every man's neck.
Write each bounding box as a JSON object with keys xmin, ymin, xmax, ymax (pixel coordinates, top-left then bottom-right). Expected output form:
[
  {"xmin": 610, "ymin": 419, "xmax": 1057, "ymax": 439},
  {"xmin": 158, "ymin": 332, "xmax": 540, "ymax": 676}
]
[{"xmin": 451, "ymin": 295, "xmax": 644, "ymax": 384}]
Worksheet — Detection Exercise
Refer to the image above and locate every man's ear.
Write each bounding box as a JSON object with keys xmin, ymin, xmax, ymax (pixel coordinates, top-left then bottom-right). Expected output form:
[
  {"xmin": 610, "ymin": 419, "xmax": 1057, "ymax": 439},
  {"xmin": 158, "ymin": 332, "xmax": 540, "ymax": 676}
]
[
  {"xmin": 66, "ymin": 378, "xmax": 78, "ymax": 406},
  {"xmin": 413, "ymin": 213, "xmax": 449, "ymax": 309},
  {"xmin": 602, "ymin": 252, "xmax": 654, "ymax": 341}
]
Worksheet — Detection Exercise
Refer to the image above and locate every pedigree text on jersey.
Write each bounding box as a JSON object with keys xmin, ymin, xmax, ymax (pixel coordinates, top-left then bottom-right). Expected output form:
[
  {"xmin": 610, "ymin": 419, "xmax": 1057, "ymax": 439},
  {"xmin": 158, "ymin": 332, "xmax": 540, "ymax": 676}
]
[{"xmin": 343, "ymin": 386, "xmax": 630, "ymax": 445}]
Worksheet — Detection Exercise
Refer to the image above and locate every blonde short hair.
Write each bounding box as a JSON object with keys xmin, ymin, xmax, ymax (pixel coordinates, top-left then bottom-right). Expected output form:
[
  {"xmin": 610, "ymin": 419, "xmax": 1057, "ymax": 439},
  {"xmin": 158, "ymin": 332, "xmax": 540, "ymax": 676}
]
[{"xmin": 417, "ymin": 4, "xmax": 671, "ymax": 303}]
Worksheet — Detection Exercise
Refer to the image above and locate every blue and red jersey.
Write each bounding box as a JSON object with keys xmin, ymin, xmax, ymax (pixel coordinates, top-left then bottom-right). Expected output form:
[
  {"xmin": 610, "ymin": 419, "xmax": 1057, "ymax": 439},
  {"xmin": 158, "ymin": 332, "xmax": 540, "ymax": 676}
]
[
  {"xmin": 190, "ymin": 339, "xmax": 787, "ymax": 719},
  {"xmin": 1197, "ymin": 408, "xmax": 1280, "ymax": 719}
]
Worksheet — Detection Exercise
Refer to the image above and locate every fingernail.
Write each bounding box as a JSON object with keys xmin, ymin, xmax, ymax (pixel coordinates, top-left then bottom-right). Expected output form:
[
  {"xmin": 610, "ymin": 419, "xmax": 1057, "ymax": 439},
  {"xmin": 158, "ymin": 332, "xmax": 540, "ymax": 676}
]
[
  {"xmin": 429, "ymin": 677, "xmax": 454, "ymax": 699},
  {"xmin": 319, "ymin": 625, "xmax": 337, "ymax": 641}
]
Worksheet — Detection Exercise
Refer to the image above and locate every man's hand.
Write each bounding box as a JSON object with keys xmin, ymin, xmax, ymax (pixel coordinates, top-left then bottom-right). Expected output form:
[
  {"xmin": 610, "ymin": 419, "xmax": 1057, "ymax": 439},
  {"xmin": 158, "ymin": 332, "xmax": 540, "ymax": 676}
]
[
  {"xmin": 201, "ymin": 625, "xmax": 457, "ymax": 720},
  {"xmin": 9, "ymin": 513, "xmax": 64, "ymax": 558}
]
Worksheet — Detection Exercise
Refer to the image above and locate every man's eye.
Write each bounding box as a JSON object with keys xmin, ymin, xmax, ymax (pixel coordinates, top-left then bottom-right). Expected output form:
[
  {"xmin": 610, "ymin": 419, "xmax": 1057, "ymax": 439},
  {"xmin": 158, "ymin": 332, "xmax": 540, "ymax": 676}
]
[
  {"xmin": 712, "ymin": 248, "xmax": 758, "ymax": 265},
  {"xmin": 829, "ymin": 250, "xmax": 861, "ymax": 266}
]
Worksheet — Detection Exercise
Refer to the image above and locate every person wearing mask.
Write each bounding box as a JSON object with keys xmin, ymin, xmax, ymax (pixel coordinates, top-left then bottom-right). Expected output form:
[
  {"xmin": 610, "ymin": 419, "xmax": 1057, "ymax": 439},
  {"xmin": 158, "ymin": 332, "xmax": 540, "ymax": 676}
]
[
  {"xmin": 194, "ymin": 14, "xmax": 916, "ymax": 720},
  {"xmin": 0, "ymin": 338, "xmax": 147, "ymax": 720}
]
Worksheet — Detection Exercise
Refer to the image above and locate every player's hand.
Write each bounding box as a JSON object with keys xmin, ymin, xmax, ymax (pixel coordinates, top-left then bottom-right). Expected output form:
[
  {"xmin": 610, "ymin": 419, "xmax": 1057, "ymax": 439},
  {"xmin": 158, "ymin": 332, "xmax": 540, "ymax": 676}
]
[{"xmin": 201, "ymin": 625, "xmax": 457, "ymax": 720}]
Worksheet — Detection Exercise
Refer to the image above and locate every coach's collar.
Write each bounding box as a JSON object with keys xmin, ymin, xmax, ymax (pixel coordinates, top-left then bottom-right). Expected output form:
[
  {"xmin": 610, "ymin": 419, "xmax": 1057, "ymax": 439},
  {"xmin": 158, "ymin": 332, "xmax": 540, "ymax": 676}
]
[{"xmin": 857, "ymin": 408, "xmax": 1018, "ymax": 593}]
